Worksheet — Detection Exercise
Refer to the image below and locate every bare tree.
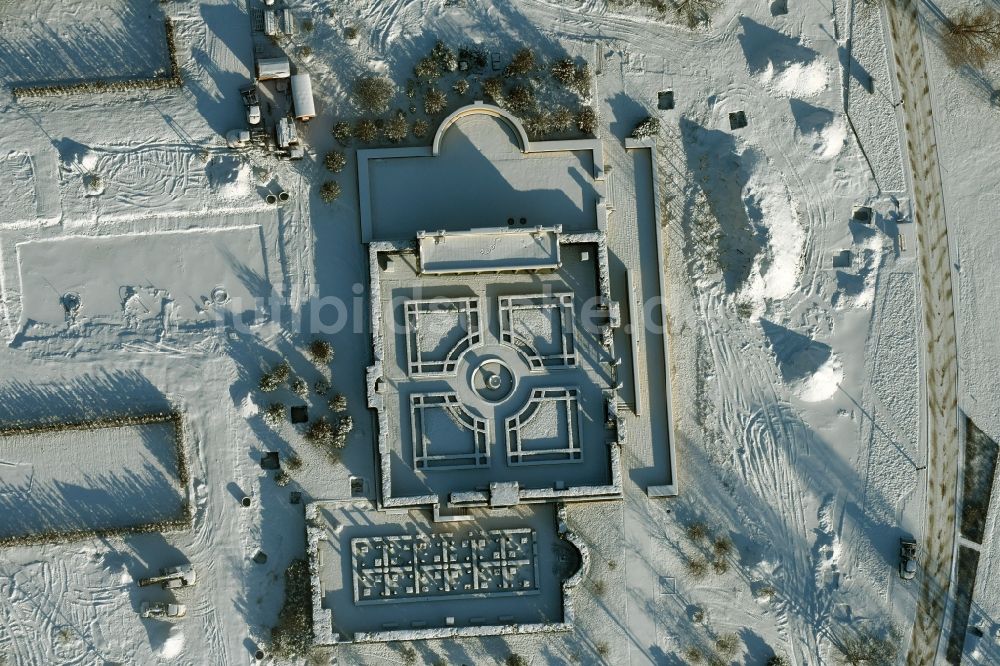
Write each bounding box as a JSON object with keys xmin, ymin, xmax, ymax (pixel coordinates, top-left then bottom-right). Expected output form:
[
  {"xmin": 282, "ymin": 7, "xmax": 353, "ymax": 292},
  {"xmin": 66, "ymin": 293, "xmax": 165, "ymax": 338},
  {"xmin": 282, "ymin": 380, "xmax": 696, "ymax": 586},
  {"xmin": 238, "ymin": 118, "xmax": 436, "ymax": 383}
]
[
  {"xmin": 674, "ymin": 0, "xmax": 722, "ymax": 29},
  {"xmin": 943, "ymin": 8, "xmax": 1000, "ymax": 68}
]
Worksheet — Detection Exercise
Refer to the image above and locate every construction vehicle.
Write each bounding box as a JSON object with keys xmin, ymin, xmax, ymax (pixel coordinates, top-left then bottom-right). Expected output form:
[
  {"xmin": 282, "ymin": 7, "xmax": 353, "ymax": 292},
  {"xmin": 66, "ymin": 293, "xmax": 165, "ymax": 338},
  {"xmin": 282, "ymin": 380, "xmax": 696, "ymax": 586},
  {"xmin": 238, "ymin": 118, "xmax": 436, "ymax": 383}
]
[
  {"xmin": 140, "ymin": 601, "xmax": 187, "ymax": 619},
  {"xmin": 241, "ymin": 85, "xmax": 261, "ymax": 125},
  {"xmin": 138, "ymin": 564, "xmax": 197, "ymax": 589},
  {"xmin": 899, "ymin": 538, "xmax": 918, "ymax": 580}
]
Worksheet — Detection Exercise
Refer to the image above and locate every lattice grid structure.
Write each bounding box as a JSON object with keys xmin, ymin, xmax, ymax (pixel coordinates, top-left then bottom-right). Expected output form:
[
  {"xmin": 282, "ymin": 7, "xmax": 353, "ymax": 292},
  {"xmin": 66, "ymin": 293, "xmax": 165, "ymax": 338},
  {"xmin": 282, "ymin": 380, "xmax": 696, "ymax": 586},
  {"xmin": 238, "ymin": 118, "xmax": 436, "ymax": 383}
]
[
  {"xmin": 410, "ymin": 393, "xmax": 490, "ymax": 469},
  {"xmin": 405, "ymin": 298, "xmax": 483, "ymax": 376},
  {"xmin": 504, "ymin": 388, "xmax": 582, "ymax": 465},
  {"xmin": 351, "ymin": 528, "xmax": 540, "ymax": 604},
  {"xmin": 498, "ymin": 294, "xmax": 577, "ymax": 369}
]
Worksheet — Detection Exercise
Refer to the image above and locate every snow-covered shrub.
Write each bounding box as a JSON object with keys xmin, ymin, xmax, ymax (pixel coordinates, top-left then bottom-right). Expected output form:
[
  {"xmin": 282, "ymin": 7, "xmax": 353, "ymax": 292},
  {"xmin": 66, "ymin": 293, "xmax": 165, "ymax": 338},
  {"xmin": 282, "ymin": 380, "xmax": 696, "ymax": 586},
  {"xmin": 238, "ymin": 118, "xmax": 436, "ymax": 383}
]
[
  {"xmin": 319, "ymin": 181, "xmax": 341, "ymax": 203},
  {"xmin": 551, "ymin": 58, "xmax": 592, "ymax": 97},
  {"xmin": 260, "ymin": 362, "xmax": 291, "ymax": 392},
  {"xmin": 834, "ymin": 625, "xmax": 899, "ymax": 666},
  {"xmin": 274, "ymin": 470, "xmax": 291, "ymax": 486},
  {"xmin": 414, "ymin": 56, "xmax": 440, "ymax": 81},
  {"xmin": 483, "ymin": 77, "xmax": 504, "ymax": 102},
  {"xmin": 459, "ymin": 46, "xmax": 488, "ymax": 70},
  {"xmin": 354, "ymin": 118, "xmax": 378, "ymax": 143},
  {"xmin": 504, "ymin": 48, "xmax": 535, "ymax": 77},
  {"xmin": 305, "ymin": 417, "xmax": 335, "ymax": 446},
  {"xmin": 453, "ymin": 79, "xmax": 469, "ymax": 95},
  {"xmin": 264, "ymin": 403, "xmax": 285, "ymax": 426},
  {"xmin": 424, "ymin": 88, "xmax": 447, "ymax": 115},
  {"xmin": 329, "ymin": 394, "xmax": 348, "ymax": 412},
  {"xmin": 685, "ymin": 556, "xmax": 709, "ymax": 579},
  {"xmin": 385, "ymin": 112, "xmax": 409, "ymax": 143},
  {"xmin": 331, "ymin": 121, "xmax": 352, "ymax": 144},
  {"xmin": 575, "ymin": 106, "xmax": 597, "ymax": 134},
  {"xmin": 505, "ymin": 85, "xmax": 535, "ymax": 114},
  {"xmin": 353, "ymin": 75, "xmax": 394, "ymax": 113},
  {"xmin": 550, "ymin": 106, "xmax": 574, "ymax": 132},
  {"xmin": 431, "ymin": 41, "xmax": 458, "ymax": 72},
  {"xmin": 313, "ymin": 378, "xmax": 330, "ymax": 396},
  {"xmin": 324, "ymin": 151, "xmax": 346, "ymax": 173},
  {"xmin": 308, "ymin": 338, "xmax": 333, "ymax": 363},
  {"xmin": 631, "ymin": 116, "xmax": 661, "ymax": 139},
  {"xmin": 412, "ymin": 119, "xmax": 430, "ymax": 139},
  {"xmin": 524, "ymin": 112, "xmax": 552, "ymax": 138},
  {"xmin": 686, "ymin": 522, "xmax": 708, "ymax": 542},
  {"xmin": 290, "ymin": 377, "xmax": 308, "ymax": 398},
  {"xmin": 268, "ymin": 559, "xmax": 313, "ymax": 659},
  {"xmin": 716, "ymin": 634, "xmax": 740, "ymax": 659}
]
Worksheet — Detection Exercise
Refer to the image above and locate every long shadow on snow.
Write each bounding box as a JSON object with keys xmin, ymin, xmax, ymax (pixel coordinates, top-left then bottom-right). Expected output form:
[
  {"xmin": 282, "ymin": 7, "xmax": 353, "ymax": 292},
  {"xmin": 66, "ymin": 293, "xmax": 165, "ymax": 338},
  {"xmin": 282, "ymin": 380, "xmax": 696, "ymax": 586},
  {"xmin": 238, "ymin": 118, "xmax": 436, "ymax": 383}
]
[
  {"xmin": 789, "ymin": 98, "xmax": 837, "ymax": 137},
  {"xmin": 737, "ymin": 17, "xmax": 821, "ymax": 75},
  {"xmin": 649, "ymin": 419, "xmax": 912, "ymax": 662},
  {"xmin": 759, "ymin": 318, "xmax": 832, "ymax": 385},
  {"xmin": 678, "ymin": 117, "xmax": 758, "ymax": 293}
]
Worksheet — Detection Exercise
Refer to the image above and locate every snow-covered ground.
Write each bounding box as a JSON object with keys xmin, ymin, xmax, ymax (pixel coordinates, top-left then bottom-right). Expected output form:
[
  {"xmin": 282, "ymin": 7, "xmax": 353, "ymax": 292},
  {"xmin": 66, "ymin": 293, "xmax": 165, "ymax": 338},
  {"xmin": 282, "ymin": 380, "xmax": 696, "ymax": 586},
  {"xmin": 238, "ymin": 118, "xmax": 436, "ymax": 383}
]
[{"xmin": 1, "ymin": 0, "xmax": 997, "ymax": 663}]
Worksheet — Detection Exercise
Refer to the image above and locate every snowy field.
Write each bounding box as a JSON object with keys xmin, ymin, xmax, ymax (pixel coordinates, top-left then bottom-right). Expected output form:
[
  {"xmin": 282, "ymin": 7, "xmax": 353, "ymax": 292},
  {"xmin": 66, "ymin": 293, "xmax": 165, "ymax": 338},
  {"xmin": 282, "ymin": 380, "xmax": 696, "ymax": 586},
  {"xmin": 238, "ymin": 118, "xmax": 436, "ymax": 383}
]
[
  {"xmin": 0, "ymin": 419, "xmax": 186, "ymax": 543},
  {"xmin": 0, "ymin": 0, "xmax": 170, "ymax": 86},
  {"xmin": 0, "ymin": 0, "xmax": 997, "ymax": 662}
]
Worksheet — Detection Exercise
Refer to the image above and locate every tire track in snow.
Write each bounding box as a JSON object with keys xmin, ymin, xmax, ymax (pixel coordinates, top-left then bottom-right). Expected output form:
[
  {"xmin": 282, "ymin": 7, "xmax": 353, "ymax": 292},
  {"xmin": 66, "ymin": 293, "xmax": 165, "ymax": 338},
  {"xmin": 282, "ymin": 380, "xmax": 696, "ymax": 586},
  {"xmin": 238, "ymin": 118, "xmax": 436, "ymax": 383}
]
[
  {"xmin": 884, "ymin": 0, "xmax": 961, "ymax": 662},
  {"xmin": 699, "ymin": 288, "xmax": 834, "ymax": 663}
]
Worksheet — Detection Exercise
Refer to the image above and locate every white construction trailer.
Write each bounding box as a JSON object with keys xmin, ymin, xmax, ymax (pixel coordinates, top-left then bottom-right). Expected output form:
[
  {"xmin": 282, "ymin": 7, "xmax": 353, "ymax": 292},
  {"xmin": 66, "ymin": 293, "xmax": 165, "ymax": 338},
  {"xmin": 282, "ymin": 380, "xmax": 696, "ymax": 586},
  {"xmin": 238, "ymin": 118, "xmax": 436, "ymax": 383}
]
[
  {"xmin": 290, "ymin": 73, "xmax": 316, "ymax": 121},
  {"xmin": 256, "ymin": 57, "xmax": 290, "ymax": 80}
]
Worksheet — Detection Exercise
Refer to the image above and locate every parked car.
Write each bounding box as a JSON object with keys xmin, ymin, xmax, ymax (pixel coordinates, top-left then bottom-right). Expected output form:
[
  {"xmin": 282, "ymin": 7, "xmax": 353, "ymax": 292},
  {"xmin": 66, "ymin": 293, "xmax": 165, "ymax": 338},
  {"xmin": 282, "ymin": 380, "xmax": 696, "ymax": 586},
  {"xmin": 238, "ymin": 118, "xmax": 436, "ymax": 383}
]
[
  {"xmin": 140, "ymin": 601, "xmax": 186, "ymax": 619},
  {"xmin": 899, "ymin": 538, "xmax": 918, "ymax": 580}
]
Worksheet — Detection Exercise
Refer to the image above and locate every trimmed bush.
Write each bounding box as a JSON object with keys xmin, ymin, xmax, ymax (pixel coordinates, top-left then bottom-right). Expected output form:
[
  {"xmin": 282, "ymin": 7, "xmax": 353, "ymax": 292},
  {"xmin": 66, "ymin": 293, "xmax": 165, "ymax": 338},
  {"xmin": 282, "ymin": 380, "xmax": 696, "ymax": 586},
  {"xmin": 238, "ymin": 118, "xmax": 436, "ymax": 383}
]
[{"xmin": 13, "ymin": 19, "xmax": 182, "ymax": 98}]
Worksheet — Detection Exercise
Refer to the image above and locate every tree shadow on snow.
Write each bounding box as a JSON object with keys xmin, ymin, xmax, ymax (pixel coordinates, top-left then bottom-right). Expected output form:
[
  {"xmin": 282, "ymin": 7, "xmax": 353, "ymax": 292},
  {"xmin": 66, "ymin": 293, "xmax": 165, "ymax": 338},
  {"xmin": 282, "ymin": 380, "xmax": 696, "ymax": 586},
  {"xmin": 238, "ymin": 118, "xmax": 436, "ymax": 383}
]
[
  {"xmin": 789, "ymin": 98, "xmax": 836, "ymax": 137},
  {"xmin": 759, "ymin": 318, "xmax": 832, "ymax": 385},
  {"xmin": 737, "ymin": 17, "xmax": 820, "ymax": 75}
]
